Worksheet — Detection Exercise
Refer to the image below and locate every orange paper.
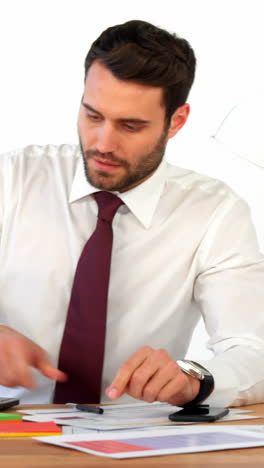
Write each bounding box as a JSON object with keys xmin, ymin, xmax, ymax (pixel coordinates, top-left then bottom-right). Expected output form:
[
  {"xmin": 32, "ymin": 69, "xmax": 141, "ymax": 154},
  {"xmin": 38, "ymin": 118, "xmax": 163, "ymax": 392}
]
[{"xmin": 0, "ymin": 421, "xmax": 62, "ymax": 437}]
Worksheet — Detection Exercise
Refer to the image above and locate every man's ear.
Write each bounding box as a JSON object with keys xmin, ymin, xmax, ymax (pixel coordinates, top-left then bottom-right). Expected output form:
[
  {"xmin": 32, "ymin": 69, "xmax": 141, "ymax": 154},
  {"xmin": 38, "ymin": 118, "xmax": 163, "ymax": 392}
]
[{"xmin": 167, "ymin": 104, "xmax": 190, "ymax": 139}]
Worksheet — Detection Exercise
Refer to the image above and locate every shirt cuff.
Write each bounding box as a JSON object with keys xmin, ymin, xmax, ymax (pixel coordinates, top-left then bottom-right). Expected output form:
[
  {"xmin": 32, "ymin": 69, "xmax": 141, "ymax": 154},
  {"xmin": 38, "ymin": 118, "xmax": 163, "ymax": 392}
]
[{"xmin": 196, "ymin": 359, "xmax": 240, "ymax": 407}]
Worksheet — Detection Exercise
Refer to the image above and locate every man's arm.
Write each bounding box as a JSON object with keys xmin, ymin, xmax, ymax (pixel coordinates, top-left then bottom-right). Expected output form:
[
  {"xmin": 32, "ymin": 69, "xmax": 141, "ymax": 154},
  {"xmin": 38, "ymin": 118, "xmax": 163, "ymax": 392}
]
[
  {"xmin": 106, "ymin": 197, "xmax": 264, "ymax": 407},
  {"xmin": 193, "ymin": 197, "xmax": 264, "ymax": 407},
  {"xmin": 0, "ymin": 157, "xmax": 67, "ymax": 390}
]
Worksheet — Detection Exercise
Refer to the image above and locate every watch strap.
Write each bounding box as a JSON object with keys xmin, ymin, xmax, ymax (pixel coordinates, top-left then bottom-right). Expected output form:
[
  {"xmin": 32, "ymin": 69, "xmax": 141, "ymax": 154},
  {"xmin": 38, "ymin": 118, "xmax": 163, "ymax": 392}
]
[{"xmin": 177, "ymin": 360, "xmax": 214, "ymax": 406}]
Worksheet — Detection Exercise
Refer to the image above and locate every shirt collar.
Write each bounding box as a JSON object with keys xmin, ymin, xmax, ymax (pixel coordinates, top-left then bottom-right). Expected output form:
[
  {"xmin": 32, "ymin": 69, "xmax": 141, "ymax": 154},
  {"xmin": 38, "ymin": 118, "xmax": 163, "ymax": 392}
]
[{"xmin": 69, "ymin": 153, "xmax": 167, "ymax": 229}]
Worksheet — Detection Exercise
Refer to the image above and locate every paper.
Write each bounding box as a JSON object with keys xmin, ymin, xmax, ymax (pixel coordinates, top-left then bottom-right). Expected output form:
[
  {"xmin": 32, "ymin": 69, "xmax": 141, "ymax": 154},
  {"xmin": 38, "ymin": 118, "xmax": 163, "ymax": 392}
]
[
  {"xmin": 21, "ymin": 402, "xmax": 184, "ymax": 430},
  {"xmin": 19, "ymin": 403, "xmax": 261, "ymax": 431},
  {"xmin": 0, "ymin": 412, "xmax": 23, "ymax": 422},
  {"xmin": 0, "ymin": 421, "xmax": 62, "ymax": 437},
  {"xmin": 35, "ymin": 426, "xmax": 264, "ymax": 459}
]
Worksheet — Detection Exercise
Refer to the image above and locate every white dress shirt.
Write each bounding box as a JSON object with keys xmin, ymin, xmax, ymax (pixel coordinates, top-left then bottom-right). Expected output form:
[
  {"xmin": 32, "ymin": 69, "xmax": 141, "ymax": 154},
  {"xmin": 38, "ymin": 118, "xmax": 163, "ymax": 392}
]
[{"xmin": 1, "ymin": 144, "xmax": 264, "ymax": 406}]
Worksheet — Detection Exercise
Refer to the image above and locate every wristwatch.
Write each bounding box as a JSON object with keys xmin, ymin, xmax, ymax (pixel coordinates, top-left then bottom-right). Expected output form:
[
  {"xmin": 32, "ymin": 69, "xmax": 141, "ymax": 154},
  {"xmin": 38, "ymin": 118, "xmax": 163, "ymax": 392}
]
[{"xmin": 177, "ymin": 359, "xmax": 214, "ymax": 406}]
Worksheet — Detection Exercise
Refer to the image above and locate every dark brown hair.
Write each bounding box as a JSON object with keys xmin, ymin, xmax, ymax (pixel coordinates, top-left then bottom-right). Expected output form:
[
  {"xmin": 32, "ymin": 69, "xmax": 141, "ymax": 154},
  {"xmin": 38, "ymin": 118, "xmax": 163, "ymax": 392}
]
[{"xmin": 84, "ymin": 20, "xmax": 196, "ymax": 122}]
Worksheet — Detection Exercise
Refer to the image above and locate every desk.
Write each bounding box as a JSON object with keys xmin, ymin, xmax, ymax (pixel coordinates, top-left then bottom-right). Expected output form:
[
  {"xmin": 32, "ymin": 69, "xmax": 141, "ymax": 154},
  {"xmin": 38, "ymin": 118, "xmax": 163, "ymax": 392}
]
[{"xmin": 1, "ymin": 404, "xmax": 264, "ymax": 467}]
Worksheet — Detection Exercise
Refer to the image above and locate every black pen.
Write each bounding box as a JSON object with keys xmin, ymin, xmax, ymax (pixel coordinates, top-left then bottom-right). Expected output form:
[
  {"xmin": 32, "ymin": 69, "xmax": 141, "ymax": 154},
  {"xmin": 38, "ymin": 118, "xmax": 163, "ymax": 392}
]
[{"xmin": 76, "ymin": 404, "xmax": 104, "ymax": 414}]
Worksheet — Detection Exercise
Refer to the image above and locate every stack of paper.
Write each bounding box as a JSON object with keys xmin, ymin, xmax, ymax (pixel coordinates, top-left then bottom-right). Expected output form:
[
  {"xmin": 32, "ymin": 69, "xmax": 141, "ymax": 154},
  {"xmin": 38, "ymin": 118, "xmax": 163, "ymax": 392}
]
[
  {"xmin": 0, "ymin": 412, "xmax": 23, "ymax": 423},
  {"xmin": 19, "ymin": 402, "xmax": 261, "ymax": 432},
  {"xmin": 0, "ymin": 421, "xmax": 62, "ymax": 437},
  {"xmin": 16, "ymin": 402, "xmax": 264, "ymax": 458}
]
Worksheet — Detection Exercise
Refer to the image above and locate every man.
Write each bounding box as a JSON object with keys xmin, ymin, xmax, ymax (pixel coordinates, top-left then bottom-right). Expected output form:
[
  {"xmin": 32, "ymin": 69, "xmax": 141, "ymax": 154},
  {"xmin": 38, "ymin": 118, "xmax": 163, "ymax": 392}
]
[{"xmin": 0, "ymin": 20, "xmax": 264, "ymax": 407}]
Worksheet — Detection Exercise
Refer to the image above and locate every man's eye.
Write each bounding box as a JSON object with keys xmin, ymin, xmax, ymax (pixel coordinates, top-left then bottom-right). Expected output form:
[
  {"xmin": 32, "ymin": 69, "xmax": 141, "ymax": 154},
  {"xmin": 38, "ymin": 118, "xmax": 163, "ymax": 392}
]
[
  {"xmin": 87, "ymin": 114, "xmax": 100, "ymax": 121},
  {"xmin": 124, "ymin": 123, "xmax": 142, "ymax": 132}
]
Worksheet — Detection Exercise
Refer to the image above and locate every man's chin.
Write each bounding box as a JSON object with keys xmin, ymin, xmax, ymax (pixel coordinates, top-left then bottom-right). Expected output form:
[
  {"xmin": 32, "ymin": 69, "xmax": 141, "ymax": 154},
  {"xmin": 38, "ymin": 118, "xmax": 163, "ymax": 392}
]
[{"xmin": 86, "ymin": 173, "xmax": 120, "ymax": 191}]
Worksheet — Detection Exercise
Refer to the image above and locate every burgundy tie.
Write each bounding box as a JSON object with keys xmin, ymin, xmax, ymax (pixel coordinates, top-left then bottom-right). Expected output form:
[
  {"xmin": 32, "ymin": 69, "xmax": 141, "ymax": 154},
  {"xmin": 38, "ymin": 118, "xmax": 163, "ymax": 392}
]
[{"xmin": 54, "ymin": 191, "xmax": 123, "ymax": 404}]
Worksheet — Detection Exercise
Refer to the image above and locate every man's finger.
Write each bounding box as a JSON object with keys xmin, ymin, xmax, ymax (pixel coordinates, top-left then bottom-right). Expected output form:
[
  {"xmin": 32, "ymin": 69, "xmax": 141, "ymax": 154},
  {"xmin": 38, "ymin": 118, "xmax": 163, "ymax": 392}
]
[
  {"xmin": 106, "ymin": 346, "xmax": 152, "ymax": 399},
  {"xmin": 34, "ymin": 348, "xmax": 68, "ymax": 382},
  {"xmin": 38, "ymin": 361, "xmax": 68, "ymax": 382},
  {"xmin": 127, "ymin": 349, "xmax": 171, "ymax": 400}
]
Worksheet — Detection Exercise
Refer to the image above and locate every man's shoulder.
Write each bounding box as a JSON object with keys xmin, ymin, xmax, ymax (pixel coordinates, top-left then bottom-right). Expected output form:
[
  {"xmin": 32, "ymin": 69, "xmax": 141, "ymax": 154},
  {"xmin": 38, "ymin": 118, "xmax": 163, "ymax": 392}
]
[
  {"xmin": 0, "ymin": 144, "xmax": 81, "ymax": 179},
  {"xmin": 0, "ymin": 144, "xmax": 80, "ymax": 163},
  {"xmin": 0, "ymin": 145, "xmax": 81, "ymax": 202},
  {"xmin": 166, "ymin": 162, "xmax": 240, "ymax": 203}
]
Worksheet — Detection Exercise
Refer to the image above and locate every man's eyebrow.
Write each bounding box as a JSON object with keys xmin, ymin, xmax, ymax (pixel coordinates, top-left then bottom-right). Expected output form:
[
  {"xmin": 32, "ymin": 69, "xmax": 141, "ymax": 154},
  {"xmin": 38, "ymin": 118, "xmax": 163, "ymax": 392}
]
[
  {"xmin": 82, "ymin": 101, "xmax": 151, "ymax": 124},
  {"xmin": 119, "ymin": 118, "xmax": 151, "ymax": 125},
  {"xmin": 82, "ymin": 102, "xmax": 101, "ymax": 114}
]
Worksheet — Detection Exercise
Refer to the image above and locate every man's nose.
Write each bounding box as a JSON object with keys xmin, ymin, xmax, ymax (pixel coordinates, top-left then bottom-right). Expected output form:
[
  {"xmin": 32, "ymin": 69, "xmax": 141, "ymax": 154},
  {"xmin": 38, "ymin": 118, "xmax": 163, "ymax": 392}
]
[{"xmin": 95, "ymin": 123, "xmax": 118, "ymax": 154}]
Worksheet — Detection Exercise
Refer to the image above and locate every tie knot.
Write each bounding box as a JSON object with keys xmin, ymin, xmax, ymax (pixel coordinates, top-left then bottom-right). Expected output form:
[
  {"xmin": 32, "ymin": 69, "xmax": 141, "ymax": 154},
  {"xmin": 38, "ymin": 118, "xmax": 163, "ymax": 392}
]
[{"xmin": 94, "ymin": 191, "xmax": 123, "ymax": 222}]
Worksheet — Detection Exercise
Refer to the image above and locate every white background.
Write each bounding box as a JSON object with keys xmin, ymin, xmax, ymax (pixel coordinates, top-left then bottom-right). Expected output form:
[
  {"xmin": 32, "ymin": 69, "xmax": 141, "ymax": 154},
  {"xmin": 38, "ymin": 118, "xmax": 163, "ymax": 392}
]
[{"xmin": 1, "ymin": 0, "xmax": 263, "ymax": 359}]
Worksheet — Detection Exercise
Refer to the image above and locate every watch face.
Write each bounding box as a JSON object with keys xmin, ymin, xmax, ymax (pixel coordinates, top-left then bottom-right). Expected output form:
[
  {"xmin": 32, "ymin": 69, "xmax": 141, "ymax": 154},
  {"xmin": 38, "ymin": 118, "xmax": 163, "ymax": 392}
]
[
  {"xmin": 190, "ymin": 361, "xmax": 212, "ymax": 376},
  {"xmin": 177, "ymin": 360, "xmax": 211, "ymax": 380}
]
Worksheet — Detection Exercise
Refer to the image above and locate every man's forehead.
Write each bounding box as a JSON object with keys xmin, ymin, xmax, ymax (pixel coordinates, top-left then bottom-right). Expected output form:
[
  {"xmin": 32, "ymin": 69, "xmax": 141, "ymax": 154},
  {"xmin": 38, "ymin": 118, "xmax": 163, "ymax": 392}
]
[
  {"xmin": 83, "ymin": 63, "xmax": 165, "ymax": 121},
  {"xmin": 83, "ymin": 61, "xmax": 165, "ymax": 119}
]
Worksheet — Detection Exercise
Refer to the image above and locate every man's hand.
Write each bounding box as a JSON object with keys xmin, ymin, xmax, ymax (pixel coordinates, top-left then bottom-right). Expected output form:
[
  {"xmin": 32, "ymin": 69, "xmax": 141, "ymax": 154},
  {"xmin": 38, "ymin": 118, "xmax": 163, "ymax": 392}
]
[
  {"xmin": 0, "ymin": 325, "xmax": 67, "ymax": 389},
  {"xmin": 106, "ymin": 346, "xmax": 200, "ymax": 406}
]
